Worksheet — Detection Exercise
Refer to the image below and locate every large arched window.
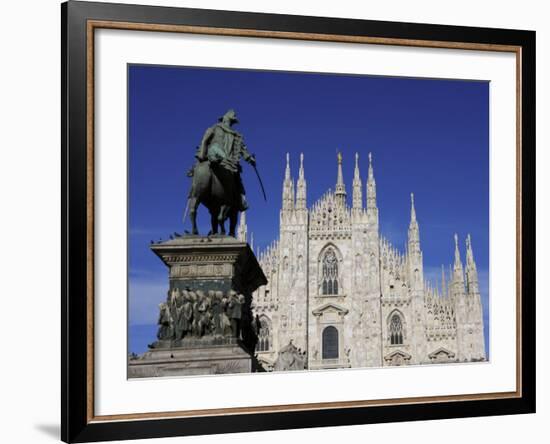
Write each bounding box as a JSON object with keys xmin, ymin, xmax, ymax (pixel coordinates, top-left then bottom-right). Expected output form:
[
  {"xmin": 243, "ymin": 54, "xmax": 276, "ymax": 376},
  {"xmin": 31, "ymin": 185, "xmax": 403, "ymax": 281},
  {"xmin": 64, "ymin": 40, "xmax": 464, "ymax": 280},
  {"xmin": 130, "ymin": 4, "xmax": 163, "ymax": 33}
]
[
  {"xmin": 322, "ymin": 326, "xmax": 339, "ymax": 359},
  {"xmin": 321, "ymin": 248, "xmax": 339, "ymax": 295},
  {"xmin": 255, "ymin": 317, "xmax": 271, "ymax": 352},
  {"xmin": 389, "ymin": 314, "xmax": 404, "ymax": 345}
]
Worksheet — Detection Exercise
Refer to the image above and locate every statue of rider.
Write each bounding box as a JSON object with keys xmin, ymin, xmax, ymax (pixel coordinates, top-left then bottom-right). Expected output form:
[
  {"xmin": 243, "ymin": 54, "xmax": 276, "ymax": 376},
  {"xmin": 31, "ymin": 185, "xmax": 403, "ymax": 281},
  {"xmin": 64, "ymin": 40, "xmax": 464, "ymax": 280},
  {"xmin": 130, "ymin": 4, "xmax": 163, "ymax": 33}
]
[{"xmin": 189, "ymin": 109, "xmax": 255, "ymax": 211}]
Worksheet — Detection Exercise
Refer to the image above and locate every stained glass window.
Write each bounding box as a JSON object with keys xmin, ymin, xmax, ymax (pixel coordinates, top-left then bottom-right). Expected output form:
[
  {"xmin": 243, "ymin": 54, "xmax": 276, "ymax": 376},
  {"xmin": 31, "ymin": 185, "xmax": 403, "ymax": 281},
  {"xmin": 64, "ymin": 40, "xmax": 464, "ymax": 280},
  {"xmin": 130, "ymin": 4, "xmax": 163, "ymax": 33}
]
[
  {"xmin": 321, "ymin": 248, "xmax": 339, "ymax": 295},
  {"xmin": 390, "ymin": 314, "xmax": 404, "ymax": 345},
  {"xmin": 256, "ymin": 317, "xmax": 271, "ymax": 352}
]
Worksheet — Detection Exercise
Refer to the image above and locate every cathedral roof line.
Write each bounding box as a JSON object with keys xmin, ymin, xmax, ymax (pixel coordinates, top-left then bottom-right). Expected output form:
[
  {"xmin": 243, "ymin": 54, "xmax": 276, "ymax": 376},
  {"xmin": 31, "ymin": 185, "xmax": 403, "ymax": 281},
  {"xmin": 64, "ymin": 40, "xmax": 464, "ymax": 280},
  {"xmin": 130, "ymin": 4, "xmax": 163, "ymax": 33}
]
[{"xmin": 266, "ymin": 152, "xmax": 479, "ymax": 303}]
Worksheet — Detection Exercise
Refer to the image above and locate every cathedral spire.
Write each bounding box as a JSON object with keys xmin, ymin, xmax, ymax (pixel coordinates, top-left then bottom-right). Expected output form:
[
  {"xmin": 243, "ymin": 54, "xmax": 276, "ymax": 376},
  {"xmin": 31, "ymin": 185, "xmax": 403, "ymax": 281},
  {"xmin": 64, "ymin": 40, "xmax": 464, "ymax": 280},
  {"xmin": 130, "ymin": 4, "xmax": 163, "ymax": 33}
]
[
  {"xmin": 465, "ymin": 234, "xmax": 476, "ymax": 267},
  {"xmin": 452, "ymin": 233, "xmax": 465, "ymax": 286},
  {"xmin": 352, "ymin": 152, "xmax": 363, "ymax": 210},
  {"xmin": 237, "ymin": 211, "xmax": 247, "ymax": 243},
  {"xmin": 296, "ymin": 152, "xmax": 307, "ymax": 210},
  {"xmin": 441, "ymin": 264, "xmax": 447, "ymax": 297},
  {"xmin": 410, "ymin": 192, "xmax": 417, "ymax": 223},
  {"xmin": 408, "ymin": 193, "xmax": 420, "ymax": 256},
  {"xmin": 366, "ymin": 152, "xmax": 377, "ymax": 212},
  {"xmin": 465, "ymin": 233, "xmax": 479, "ymax": 295},
  {"xmin": 335, "ymin": 151, "xmax": 347, "ymax": 205},
  {"xmin": 368, "ymin": 152, "xmax": 373, "ymax": 178},
  {"xmin": 282, "ymin": 152, "xmax": 294, "ymax": 211},
  {"xmin": 285, "ymin": 152, "xmax": 291, "ymax": 180},
  {"xmin": 407, "ymin": 192, "xmax": 423, "ymax": 293},
  {"xmin": 454, "ymin": 233, "xmax": 461, "ymax": 268}
]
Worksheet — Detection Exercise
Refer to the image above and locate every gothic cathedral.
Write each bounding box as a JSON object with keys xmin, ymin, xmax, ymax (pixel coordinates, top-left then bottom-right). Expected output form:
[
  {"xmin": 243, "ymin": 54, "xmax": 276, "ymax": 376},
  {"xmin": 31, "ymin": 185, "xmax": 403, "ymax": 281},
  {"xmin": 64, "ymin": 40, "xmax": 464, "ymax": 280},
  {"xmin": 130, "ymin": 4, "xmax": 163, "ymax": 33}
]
[{"xmin": 240, "ymin": 153, "xmax": 486, "ymax": 370}]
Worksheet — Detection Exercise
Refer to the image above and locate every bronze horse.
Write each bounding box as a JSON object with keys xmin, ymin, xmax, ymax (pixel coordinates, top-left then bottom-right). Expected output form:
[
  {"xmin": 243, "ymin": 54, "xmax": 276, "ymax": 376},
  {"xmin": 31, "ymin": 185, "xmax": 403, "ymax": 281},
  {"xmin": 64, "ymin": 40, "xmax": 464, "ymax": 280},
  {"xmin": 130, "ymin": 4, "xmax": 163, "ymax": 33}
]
[{"xmin": 187, "ymin": 160, "xmax": 240, "ymax": 236}]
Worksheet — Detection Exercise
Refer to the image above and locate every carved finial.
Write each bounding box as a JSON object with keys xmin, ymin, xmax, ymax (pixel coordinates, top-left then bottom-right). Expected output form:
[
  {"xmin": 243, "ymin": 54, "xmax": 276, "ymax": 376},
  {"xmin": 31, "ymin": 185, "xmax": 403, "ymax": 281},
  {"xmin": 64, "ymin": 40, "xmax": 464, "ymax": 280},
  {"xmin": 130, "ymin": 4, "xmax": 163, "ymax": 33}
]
[
  {"xmin": 465, "ymin": 233, "xmax": 476, "ymax": 270},
  {"xmin": 297, "ymin": 152, "xmax": 305, "ymax": 187},
  {"xmin": 353, "ymin": 152, "xmax": 361, "ymax": 182},
  {"xmin": 453, "ymin": 233, "xmax": 463, "ymax": 274},
  {"xmin": 409, "ymin": 192, "xmax": 417, "ymax": 223},
  {"xmin": 284, "ymin": 152, "xmax": 291, "ymax": 181},
  {"xmin": 367, "ymin": 152, "xmax": 375, "ymax": 183},
  {"xmin": 335, "ymin": 152, "xmax": 346, "ymax": 198},
  {"xmin": 352, "ymin": 152, "xmax": 362, "ymax": 208}
]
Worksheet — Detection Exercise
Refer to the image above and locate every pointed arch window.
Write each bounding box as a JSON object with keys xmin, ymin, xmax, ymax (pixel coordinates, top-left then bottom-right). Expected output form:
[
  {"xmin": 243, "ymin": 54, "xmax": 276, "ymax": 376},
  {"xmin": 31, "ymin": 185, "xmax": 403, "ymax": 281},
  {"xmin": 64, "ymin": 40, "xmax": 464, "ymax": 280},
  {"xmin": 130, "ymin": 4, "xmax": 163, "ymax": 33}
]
[
  {"xmin": 321, "ymin": 248, "xmax": 339, "ymax": 295},
  {"xmin": 390, "ymin": 314, "xmax": 404, "ymax": 345},
  {"xmin": 256, "ymin": 317, "xmax": 271, "ymax": 352}
]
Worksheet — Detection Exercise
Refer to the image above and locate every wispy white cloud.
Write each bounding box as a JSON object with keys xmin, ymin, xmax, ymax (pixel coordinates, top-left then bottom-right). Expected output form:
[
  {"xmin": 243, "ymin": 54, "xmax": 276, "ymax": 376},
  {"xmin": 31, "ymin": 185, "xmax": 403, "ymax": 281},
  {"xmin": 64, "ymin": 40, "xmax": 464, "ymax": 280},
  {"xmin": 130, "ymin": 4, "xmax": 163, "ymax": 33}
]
[{"xmin": 128, "ymin": 278, "xmax": 169, "ymax": 325}]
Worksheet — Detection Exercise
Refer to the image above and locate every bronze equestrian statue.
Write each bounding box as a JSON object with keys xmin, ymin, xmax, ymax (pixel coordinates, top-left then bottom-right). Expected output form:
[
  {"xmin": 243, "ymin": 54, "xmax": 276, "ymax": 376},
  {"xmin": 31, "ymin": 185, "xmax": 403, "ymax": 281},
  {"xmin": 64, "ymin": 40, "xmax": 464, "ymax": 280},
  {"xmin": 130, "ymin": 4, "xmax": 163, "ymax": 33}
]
[{"xmin": 186, "ymin": 109, "xmax": 261, "ymax": 237}]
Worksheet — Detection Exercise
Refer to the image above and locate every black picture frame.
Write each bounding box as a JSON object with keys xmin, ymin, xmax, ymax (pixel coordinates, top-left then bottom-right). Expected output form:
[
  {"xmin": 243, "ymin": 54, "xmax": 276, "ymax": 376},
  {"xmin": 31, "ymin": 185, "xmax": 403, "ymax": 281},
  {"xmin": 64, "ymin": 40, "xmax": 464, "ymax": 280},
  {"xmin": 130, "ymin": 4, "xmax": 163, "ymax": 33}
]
[{"xmin": 62, "ymin": 1, "xmax": 536, "ymax": 442}]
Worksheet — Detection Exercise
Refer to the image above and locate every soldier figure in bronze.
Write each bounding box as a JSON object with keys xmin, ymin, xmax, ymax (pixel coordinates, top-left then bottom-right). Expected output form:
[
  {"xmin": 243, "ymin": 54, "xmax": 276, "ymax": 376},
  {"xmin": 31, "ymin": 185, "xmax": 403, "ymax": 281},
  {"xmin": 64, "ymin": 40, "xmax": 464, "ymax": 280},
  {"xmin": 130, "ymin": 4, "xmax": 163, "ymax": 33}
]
[
  {"xmin": 156, "ymin": 302, "xmax": 172, "ymax": 340},
  {"xmin": 186, "ymin": 109, "xmax": 258, "ymax": 237}
]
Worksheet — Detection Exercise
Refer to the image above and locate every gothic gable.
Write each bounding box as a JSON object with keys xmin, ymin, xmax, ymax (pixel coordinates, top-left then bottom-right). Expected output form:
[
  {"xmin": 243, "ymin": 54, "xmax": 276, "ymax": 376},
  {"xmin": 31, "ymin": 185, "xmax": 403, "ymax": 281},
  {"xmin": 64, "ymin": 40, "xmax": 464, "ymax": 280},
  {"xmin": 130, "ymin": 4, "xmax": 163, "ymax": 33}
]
[
  {"xmin": 384, "ymin": 350, "xmax": 412, "ymax": 366},
  {"xmin": 309, "ymin": 191, "xmax": 351, "ymax": 238},
  {"xmin": 312, "ymin": 302, "xmax": 349, "ymax": 317},
  {"xmin": 428, "ymin": 347, "xmax": 456, "ymax": 363}
]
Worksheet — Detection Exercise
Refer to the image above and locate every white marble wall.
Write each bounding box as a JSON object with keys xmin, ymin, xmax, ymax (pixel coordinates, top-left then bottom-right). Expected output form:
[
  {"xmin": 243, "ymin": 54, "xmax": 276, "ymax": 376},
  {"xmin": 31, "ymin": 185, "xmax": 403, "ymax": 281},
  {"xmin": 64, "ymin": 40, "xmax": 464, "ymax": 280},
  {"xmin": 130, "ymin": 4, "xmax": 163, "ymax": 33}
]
[{"xmin": 252, "ymin": 154, "xmax": 486, "ymax": 371}]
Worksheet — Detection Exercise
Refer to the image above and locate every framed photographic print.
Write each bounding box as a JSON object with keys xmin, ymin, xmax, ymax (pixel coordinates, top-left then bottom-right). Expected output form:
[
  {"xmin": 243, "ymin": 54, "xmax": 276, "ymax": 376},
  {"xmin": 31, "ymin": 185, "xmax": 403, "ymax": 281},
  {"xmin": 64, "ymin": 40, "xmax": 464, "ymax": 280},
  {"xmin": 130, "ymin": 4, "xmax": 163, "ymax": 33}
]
[{"xmin": 61, "ymin": 0, "xmax": 536, "ymax": 442}]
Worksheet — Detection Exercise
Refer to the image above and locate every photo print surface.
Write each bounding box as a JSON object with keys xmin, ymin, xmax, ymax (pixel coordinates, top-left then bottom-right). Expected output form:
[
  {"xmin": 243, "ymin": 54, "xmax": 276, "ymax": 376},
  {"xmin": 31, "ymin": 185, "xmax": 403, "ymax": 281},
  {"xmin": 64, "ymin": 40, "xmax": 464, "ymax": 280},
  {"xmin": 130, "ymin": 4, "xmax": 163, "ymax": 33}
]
[{"xmin": 127, "ymin": 64, "xmax": 489, "ymax": 378}]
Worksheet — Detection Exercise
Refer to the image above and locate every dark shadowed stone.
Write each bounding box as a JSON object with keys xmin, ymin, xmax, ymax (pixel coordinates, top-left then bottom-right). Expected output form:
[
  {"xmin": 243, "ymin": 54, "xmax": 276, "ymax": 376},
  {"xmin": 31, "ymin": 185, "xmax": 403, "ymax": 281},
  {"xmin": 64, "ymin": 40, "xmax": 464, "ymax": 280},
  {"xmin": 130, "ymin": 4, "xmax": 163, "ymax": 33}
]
[{"xmin": 129, "ymin": 235, "xmax": 268, "ymax": 377}]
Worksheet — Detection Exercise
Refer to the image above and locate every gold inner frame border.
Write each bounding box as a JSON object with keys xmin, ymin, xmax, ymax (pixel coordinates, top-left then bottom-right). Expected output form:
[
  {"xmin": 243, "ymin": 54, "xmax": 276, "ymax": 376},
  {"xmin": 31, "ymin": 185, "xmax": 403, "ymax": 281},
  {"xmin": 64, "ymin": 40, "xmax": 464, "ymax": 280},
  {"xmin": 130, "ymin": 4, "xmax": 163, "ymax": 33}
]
[{"xmin": 85, "ymin": 19, "xmax": 523, "ymax": 423}]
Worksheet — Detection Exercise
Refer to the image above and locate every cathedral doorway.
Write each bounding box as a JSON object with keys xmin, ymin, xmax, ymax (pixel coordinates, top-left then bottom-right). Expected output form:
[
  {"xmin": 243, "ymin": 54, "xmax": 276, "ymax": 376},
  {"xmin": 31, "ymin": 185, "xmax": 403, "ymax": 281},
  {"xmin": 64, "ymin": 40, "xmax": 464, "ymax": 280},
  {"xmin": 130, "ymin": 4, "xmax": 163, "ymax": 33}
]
[{"xmin": 322, "ymin": 326, "xmax": 339, "ymax": 359}]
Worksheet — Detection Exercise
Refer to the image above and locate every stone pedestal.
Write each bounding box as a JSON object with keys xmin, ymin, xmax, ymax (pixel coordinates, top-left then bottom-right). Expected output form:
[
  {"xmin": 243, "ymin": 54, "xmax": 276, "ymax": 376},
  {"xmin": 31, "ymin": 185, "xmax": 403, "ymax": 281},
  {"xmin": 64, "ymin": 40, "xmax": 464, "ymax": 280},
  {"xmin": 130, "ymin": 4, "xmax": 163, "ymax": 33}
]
[
  {"xmin": 128, "ymin": 338, "xmax": 252, "ymax": 378},
  {"xmin": 128, "ymin": 235, "xmax": 267, "ymax": 378},
  {"xmin": 150, "ymin": 234, "xmax": 266, "ymax": 296}
]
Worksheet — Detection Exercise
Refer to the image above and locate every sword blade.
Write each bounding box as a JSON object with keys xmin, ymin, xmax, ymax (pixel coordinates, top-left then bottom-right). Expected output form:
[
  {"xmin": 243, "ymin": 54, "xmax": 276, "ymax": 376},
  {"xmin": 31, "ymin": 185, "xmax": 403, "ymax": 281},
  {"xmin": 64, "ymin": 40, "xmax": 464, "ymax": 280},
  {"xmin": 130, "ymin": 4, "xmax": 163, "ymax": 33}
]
[
  {"xmin": 253, "ymin": 164, "xmax": 267, "ymax": 202},
  {"xmin": 182, "ymin": 197, "xmax": 190, "ymax": 225}
]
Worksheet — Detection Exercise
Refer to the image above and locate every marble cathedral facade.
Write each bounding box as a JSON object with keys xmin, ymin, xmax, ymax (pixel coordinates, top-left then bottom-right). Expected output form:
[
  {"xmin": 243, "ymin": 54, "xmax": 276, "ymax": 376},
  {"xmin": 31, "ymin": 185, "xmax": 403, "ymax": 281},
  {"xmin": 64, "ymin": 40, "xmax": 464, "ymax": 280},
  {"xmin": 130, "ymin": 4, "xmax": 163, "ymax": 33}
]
[{"xmin": 239, "ymin": 153, "xmax": 486, "ymax": 371}]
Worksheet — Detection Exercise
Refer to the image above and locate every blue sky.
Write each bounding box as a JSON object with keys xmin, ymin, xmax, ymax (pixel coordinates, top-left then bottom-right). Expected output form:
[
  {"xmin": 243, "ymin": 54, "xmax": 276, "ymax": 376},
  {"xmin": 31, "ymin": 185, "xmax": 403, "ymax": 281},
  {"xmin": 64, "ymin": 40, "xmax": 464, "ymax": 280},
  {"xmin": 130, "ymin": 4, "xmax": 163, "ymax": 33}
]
[{"xmin": 128, "ymin": 64, "xmax": 489, "ymax": 357}]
